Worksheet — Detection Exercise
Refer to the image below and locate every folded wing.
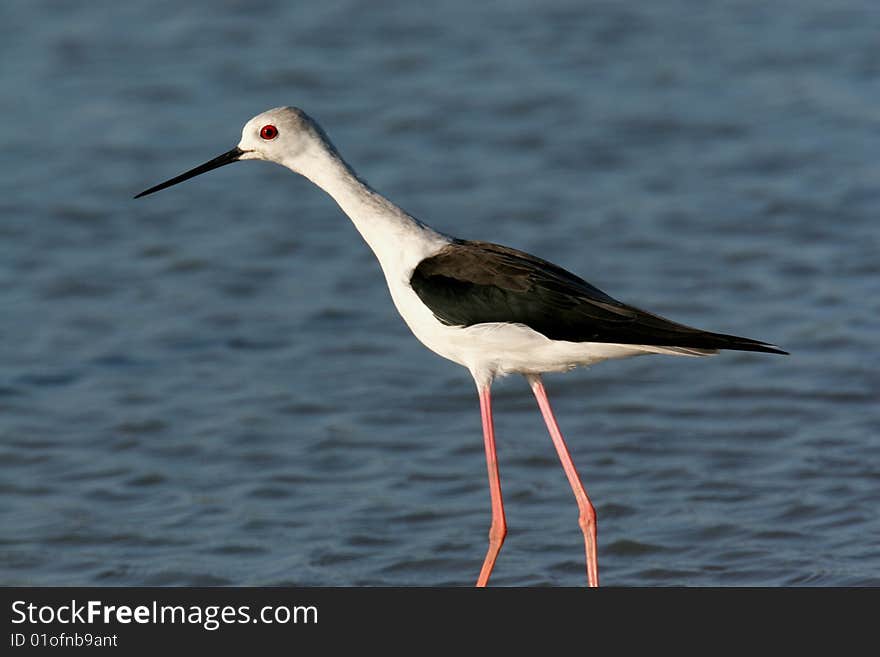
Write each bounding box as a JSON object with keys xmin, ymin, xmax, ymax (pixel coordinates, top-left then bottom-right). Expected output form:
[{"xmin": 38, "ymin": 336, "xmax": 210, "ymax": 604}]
[{"xmin": 410, "ymin": 240, "xmax": 786, "ymax": 354}]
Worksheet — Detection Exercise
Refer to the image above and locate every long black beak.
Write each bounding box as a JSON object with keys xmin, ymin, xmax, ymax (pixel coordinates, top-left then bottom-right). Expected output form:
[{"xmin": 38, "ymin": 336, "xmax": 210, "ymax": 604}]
[{"xmin": 134, "ymin": 146, "xmax": 245, "ymax": 199}]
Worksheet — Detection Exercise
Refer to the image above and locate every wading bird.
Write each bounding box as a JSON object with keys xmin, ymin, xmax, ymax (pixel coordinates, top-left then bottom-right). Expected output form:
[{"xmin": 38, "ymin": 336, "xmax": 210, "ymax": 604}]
[{"xmin": 136, "ymin": 107, "xmax": 786, "ymax": 586}]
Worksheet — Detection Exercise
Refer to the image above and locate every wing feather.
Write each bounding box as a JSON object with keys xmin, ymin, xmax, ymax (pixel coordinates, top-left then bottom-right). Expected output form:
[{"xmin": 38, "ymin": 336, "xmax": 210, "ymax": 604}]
[{"xmin": 410, "ymin": 240, "xmax": 786, "ymax": 354}]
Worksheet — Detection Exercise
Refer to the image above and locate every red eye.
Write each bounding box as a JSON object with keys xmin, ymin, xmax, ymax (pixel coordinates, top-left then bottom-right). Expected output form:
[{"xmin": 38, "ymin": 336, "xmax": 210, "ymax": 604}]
[{"xmin": 260, "ymin": 124, "xmax": 278, "ymax": 140}]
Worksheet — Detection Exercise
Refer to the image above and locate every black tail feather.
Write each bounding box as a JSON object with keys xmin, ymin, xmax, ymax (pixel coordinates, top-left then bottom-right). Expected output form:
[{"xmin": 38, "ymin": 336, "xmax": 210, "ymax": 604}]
[{"xmin": 672, "ymin": 331, "xmax": 788, "ymax": 355}]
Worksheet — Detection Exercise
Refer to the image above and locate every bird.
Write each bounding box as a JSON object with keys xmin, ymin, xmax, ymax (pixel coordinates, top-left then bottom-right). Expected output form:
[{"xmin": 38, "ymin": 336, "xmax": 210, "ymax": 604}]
[{"xmin": 135, "ymin": 106, "xmax": 786, "ymax": 587}]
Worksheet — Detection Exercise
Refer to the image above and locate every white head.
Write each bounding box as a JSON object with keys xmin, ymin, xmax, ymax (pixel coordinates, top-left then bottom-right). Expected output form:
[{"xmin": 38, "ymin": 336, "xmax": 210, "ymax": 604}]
[
  {"xmin": 237, "ymin": 106, "xmax": 337, "ymax": 169},
  {"xmin": 135, "ymin": 106, "xmax": 338, "ymax": 198}
]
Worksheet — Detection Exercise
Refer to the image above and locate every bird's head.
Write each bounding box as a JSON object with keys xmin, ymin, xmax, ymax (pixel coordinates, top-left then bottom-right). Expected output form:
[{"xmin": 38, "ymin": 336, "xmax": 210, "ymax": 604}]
[
  {"xmin": 238, "ymin": 106, "xmax": 332, "ymax": 168},
  {"xmin": 135, "ymin": 106, "xmax": 331, "ymax": 198}
]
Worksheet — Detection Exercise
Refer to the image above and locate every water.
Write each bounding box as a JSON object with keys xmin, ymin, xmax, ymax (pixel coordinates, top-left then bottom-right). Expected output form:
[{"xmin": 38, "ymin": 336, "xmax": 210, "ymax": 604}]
[{"xmin": 1, "ymin": 0, "xmax": 878, "ymax": 586}]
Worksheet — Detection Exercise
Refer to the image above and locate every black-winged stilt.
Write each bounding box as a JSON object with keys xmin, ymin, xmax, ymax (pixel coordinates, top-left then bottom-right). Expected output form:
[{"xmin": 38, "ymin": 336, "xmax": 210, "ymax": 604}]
[{"xmin": 136, "ymin": 107, "xmax": 786, "ymax": 587}]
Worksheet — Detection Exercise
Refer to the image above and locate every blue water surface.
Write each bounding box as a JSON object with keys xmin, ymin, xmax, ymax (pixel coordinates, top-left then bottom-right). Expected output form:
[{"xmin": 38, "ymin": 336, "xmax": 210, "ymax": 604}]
[{"xmin": 1, "ymin": 0, "xmax": 878, "ymax": 586}]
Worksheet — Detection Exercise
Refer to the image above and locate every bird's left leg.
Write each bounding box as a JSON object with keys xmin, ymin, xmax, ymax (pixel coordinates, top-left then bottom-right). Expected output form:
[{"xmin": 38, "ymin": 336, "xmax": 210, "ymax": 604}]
[
  {"xmin": 475, "ymin": 382, "xmax": 506, "ymax": 586},
  {"xmin": 526, "ymin": 374, "xmax": 599, "ymax": 587}
]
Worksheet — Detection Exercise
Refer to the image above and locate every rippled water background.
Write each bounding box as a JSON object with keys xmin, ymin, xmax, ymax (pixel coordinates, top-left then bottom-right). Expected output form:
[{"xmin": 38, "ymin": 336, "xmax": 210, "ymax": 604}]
[{"xmin": 1, "ymin": 1, "xmax": 878, "ymax": 586}]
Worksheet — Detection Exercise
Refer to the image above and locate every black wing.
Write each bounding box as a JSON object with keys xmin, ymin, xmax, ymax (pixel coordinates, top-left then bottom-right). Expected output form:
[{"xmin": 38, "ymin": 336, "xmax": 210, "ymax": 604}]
[{"xmin": 409, "ymin": 239, "xmax": 786, "ymax": 354}]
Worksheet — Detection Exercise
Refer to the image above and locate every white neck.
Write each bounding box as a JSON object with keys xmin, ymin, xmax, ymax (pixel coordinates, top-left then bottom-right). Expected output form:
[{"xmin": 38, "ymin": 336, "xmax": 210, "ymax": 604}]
[{"xmin": 283, "ymin": 141, "xmax": 448, "ymax": 278}]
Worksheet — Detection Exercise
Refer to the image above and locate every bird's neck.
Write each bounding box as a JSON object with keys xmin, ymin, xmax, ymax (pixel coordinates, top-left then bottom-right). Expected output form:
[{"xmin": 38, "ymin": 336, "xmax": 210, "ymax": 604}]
[{"xmin": 286, "ymin": 143, "xmax": 448, "ymax": 276}]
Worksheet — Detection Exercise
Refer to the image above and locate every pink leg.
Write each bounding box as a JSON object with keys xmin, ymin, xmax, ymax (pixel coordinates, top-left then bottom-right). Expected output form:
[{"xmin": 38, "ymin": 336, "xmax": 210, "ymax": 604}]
[
  {"xmin": 476, "ymin": 385, "xmax": 506, "ymax": 587},
  {"xmin": 527, "ymin": 375, "xmax": 599, "ymax": 587}
]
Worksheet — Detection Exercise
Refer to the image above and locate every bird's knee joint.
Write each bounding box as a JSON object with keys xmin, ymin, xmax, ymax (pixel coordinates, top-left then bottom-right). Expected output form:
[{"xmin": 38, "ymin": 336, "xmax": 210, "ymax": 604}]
[
  {"xmin": 578, "ymin": 506, "xmax": 596, "ymax": 532},
  {"xmin": 488, "ymin": 521, "xmax": 507, "ymax": 543}
]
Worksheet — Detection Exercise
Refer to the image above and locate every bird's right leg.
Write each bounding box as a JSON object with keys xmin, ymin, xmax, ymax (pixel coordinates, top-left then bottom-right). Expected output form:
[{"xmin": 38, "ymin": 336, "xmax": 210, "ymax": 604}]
[
  {"xmin": 476, "ymin": 384, "xmax": 506, "ymax": 587},
  {"xmin": 527, "ymin": 374, "xmax": 599, "ymax": 587}
]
